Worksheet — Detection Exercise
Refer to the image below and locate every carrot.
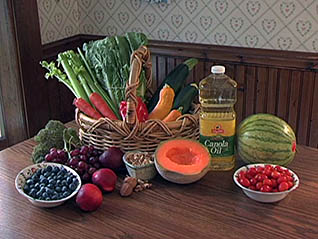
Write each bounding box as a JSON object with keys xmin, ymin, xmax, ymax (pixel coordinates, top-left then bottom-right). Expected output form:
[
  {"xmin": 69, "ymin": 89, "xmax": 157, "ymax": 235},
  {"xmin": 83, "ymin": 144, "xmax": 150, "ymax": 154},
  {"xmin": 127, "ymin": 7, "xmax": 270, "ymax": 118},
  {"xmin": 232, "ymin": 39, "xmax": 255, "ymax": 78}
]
[
  {"xmin": 73, "ymin": 98, "xmax": 102, "ymax": 120},
  {"xmin": 89, "ymin": 92, "xmax": 118, "ymax": 120},
  {"xmin": 163, "ymin": 107, "xmax": 183, "ymax": 122}
]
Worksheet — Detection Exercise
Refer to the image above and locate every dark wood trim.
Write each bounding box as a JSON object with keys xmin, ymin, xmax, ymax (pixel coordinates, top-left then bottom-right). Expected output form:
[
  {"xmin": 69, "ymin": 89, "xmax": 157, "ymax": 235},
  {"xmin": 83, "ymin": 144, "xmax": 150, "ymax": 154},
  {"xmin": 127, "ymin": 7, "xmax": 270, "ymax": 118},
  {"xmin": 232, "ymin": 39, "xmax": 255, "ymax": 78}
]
[
  {"xmin": 0, "ymin": 0, "xmax": 28, "ymax": 150},
  {"xmin": 149, "ymin": 40, "xmax": 318, "ymax": 71},
  {"xmin": 42, "ymin": 34, "xmax": 318, "ymax": 71},
  {"xmin": 11, "ymin": 0, "xmax": 50, "ymax": 137}
]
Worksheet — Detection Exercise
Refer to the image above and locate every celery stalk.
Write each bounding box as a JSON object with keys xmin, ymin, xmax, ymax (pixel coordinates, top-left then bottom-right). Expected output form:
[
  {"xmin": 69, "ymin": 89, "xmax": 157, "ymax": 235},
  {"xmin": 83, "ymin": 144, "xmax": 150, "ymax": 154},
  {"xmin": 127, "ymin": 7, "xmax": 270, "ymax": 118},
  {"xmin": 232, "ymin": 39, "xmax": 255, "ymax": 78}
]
[{"xmin": 58, "ymin": 52, "xmax": 90, "ymax": 103}]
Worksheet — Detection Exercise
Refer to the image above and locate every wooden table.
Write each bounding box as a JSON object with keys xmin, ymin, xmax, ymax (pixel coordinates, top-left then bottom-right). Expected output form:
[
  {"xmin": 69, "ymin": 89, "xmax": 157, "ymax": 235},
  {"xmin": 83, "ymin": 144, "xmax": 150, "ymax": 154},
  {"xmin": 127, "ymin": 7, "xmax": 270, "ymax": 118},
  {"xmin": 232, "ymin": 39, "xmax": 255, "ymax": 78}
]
[{"xmin": 1, "ymin": 133, "xmax": 318, "ymax": 239}]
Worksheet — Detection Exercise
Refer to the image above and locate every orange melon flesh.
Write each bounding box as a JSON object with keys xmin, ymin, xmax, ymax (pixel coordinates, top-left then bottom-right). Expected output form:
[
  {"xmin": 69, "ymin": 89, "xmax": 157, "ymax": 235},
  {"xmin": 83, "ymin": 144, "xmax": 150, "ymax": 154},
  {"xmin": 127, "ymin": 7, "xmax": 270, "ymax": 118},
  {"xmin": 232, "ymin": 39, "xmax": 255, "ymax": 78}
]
[{"xmin": 156, "ymin": 139, "xmax": 210, "ymax": 175}]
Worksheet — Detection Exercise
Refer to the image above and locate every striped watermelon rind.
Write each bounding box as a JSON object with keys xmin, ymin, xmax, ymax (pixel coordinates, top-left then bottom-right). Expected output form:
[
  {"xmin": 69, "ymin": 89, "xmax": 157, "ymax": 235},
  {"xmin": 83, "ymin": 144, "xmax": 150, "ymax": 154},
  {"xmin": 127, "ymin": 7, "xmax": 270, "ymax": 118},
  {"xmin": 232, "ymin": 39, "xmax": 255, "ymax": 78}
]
[{"xmin": 237, "ymin": 114, "xmax": 296, "ymax": 166}]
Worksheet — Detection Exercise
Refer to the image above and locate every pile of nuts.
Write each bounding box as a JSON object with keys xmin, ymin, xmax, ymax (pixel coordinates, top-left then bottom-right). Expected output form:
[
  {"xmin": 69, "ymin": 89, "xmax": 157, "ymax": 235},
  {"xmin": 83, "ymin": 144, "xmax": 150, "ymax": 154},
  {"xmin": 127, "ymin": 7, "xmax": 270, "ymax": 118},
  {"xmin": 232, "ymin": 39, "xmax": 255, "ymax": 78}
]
[
  {"xmin": 120, "ymin": 176, "xmax": 152, "ymax": 197},
  {"xmin": 125, "ymin": 152, "xmax": 154, "ymax": 166}
]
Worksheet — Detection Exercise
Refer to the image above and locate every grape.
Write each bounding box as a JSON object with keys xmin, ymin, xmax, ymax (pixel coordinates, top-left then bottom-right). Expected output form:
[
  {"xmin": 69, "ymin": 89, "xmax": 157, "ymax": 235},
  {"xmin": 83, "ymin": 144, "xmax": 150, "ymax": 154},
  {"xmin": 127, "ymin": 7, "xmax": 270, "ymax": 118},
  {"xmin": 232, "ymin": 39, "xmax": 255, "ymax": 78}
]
[
  {"xmin": 57, "ymin": 150, "xmax": 67, "ymax": 160},
  {"xmin": 88, "ymin": 145, "xmax": 95, "ymax": 153},
  {"xmin": 50, "ymin": 150, "xmax": 58, "ymax": 159},
  {"xmin": 78, "ymin": 161, "xmax": 88, "ymax": 170},
  {"xmin": 92, "ymin": 150, "xmax": 99, "ymax": 156},
  {"xmin": 88, "ymin": 167, "xmax": 97, "ymax": 175},
  {"xmin": 80, "ymin": 146, "xmax": 89, "ymax": 155},
  {"xmin": 80, "ymin": 155, "xmax": 88, "ymax": 162},
  {"xmin": 45, "ymin": 154, "xmax": 53, "ymax": 162},
  {"xmin": 69, "ymin": 158, "xmax": 79, "ymax": 167},
  {"xmin": 82, "ymin": 173, "xmax": 91, "ymax": 182},
  {"xmin": 93, "ymin": 162, "xmax": 101, "ymax": 169},
  {"xmin": 76, "ymin": 168, "xmax": 85, "ymax": 176},
  {"xmin": 70, "ymin": 149, "xmax": 80, "ymax": 157},
  {"xmin": 89, "ymin": 157, "xmax": 98, "ymax": 165}
]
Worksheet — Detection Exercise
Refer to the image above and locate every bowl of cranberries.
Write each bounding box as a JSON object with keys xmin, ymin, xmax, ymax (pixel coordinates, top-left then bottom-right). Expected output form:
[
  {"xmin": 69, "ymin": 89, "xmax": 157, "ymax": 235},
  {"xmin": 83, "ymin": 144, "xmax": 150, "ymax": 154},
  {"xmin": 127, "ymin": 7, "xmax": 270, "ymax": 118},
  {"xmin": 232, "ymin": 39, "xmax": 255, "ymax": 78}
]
[{"xmin": 233, "ymin": 164, "xmax": 299, "ymax": 203}]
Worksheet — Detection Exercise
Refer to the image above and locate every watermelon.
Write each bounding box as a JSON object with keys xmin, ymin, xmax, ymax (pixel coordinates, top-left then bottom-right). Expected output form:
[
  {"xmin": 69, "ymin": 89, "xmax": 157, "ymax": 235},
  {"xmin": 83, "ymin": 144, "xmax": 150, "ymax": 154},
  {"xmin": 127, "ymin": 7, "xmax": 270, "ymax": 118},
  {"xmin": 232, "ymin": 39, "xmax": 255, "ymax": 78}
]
[{"xmin": 237, "ymin": 114, "xmax": 296, "ymax": 166}]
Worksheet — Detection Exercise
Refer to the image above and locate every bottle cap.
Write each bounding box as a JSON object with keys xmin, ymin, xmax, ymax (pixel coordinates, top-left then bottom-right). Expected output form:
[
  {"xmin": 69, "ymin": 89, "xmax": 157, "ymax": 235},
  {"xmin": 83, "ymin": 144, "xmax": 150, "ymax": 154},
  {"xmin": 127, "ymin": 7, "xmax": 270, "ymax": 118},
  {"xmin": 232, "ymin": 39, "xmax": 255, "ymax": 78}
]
[{"xmin": 211, "ymin": 65, "xmax": 225, "ymax": 74}]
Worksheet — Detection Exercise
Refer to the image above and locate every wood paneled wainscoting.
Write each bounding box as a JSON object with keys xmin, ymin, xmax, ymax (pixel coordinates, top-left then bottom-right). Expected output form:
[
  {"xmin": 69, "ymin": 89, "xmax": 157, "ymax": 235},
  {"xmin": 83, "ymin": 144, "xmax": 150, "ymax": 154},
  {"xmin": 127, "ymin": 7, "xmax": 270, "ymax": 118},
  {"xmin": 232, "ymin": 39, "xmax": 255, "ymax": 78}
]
[{"xmin": 42, "ymin": 35, "xmax": 318, "ymax": 148}]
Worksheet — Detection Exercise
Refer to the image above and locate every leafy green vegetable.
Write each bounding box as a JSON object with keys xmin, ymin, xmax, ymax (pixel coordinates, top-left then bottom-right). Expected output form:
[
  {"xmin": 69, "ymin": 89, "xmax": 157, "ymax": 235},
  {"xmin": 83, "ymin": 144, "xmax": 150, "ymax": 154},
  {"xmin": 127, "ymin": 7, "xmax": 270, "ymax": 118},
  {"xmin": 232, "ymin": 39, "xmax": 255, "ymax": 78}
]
[
  {"xmin": 83, "ymin": 32, "xmax": 148, "ymax": 108},
  {"xmin": 32, "ymin": 120, "xmax": 66, "ymax": 163},
  {"xmin": 63, "ymin": 128, "xmax": 82, "ymax": 153},
  {"xmin": 125, "ymin": 32, "xmax": 148, "ymax": 52}
]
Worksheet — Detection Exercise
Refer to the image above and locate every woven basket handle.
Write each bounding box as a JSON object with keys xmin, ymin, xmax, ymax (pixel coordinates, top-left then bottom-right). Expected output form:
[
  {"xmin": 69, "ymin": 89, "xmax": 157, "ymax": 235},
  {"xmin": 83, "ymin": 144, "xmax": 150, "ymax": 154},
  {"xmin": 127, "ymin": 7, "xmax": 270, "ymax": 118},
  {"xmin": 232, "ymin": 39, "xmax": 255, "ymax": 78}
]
[{"xmin": 125, "ymin": 46, "xmax": 152, "ymax": 125}]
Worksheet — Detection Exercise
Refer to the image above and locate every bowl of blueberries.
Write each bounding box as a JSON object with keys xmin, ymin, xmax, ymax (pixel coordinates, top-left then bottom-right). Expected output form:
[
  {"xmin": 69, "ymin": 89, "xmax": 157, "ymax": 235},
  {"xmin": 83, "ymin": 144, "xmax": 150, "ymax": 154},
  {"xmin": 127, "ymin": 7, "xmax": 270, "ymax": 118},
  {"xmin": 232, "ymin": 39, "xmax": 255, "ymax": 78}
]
[{"xmin": 15, "ymin": 162, "xmax": 81, "ymax": 208}]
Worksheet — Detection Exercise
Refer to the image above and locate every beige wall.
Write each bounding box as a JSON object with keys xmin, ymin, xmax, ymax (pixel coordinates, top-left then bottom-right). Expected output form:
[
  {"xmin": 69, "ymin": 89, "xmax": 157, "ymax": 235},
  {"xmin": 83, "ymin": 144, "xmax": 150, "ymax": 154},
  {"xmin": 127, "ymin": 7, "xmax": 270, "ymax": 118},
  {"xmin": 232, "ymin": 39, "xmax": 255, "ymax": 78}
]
[{"xmin": 37, "ymin": 0, "xmax": 318, "ymax": 52}]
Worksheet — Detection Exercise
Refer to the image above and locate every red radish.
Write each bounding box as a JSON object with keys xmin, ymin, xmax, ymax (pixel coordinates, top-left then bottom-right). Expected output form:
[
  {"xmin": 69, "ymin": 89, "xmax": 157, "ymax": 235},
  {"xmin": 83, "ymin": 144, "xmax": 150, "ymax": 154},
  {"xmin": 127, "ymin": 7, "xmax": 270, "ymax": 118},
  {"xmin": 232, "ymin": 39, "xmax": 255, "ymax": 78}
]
[
  {"xmin": 73, "ymin": 98, "xmax": 102, "ymax": 119},
  {"xmin": 89, "ymin": 92, "xmax": 118, "ymax": 120}
]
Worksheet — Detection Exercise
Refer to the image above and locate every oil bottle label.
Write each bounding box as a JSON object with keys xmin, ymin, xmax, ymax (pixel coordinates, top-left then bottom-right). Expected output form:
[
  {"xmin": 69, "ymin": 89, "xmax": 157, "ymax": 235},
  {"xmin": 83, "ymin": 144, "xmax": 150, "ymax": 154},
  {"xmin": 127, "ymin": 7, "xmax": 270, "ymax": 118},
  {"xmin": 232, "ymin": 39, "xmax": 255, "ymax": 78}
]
[
  {"xmin": 199, "ymin": 135, "xmax": 235, "ymax": 157},
  {"xmin": 199, "ymin": 119, "xmax": 235, "ymax": 157}
]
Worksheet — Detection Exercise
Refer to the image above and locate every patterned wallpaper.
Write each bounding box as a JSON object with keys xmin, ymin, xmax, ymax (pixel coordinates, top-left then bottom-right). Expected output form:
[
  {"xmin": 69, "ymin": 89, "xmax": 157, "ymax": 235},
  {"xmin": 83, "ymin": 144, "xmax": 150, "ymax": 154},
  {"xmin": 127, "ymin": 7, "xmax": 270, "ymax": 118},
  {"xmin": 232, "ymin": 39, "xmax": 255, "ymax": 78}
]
[{"xmin": 37, "ymin": 0, "xmax": 318, "ymax": 53}]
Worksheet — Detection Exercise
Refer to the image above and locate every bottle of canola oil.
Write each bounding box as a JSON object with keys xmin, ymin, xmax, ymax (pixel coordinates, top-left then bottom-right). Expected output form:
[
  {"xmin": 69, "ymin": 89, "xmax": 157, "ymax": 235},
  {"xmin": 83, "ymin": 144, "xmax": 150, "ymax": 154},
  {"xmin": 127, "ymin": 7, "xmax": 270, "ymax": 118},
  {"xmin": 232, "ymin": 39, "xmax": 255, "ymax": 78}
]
[{"xmin": 199, "ymin": 65, "xmax": 237, "ymax": 171}]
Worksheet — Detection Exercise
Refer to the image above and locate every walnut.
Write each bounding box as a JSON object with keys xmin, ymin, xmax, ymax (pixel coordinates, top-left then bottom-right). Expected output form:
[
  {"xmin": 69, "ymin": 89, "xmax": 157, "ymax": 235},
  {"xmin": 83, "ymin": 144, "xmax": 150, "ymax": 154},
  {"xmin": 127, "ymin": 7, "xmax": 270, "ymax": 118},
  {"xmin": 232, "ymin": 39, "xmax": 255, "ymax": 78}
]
[
  {"xmin": 120, "ymin": 183, "xmax": 134, "ymax": 197},
  {"xmin": 124, "ymin": 176, "xmax": 137, "ymax": 188}
]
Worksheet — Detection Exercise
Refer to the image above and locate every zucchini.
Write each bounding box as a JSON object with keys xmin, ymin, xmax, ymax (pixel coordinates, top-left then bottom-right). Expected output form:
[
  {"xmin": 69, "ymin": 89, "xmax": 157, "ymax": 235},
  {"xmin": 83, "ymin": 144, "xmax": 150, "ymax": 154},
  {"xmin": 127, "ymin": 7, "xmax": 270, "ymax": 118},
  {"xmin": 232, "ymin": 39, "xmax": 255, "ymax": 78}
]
[
  {"xmin": 147, "ymin": 58, "xmax": 198, "ymax": 112},
  {"xmin": 172, "ymin": 83, "xmax": 198, "ymax": 114}
]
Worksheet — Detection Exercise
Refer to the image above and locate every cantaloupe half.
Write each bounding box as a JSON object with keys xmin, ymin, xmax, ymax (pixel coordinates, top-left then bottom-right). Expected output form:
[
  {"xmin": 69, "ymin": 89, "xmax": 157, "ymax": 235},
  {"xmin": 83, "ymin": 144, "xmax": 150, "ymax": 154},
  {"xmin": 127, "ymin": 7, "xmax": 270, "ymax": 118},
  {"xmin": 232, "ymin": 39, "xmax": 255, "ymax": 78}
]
[{"xmin": 154, "ymin": 138, "xmax": 211, "ymax": 184}]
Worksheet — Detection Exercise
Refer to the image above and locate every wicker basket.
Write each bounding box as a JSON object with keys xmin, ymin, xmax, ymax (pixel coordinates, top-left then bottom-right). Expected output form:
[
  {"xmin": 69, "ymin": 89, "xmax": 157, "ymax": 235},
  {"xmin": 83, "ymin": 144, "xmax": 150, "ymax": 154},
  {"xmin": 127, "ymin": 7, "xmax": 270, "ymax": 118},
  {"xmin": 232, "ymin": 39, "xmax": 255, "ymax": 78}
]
[{"xmin": 75, "ymin": 46, "xmax": 199, "ymax": 153}]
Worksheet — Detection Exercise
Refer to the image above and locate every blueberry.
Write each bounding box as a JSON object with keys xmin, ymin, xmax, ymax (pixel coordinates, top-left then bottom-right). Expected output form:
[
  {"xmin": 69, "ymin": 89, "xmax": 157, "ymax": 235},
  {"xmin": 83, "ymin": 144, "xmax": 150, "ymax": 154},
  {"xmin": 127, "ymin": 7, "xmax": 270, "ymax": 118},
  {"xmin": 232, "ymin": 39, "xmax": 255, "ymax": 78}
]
[
  {"xmin": 52, "ymin": 195, "xmax": 58, "ymax": 200},
  {"xmin": 61, "ymin": 180, "xmax": 67, "ymax": 186},
  {"xmin": 66, "ymin": 177, "xmax": 72, "ymax": 184},
  {"xmin": 39, "ymin": 187, "xmax": 45, "ymax": 194},
  {"xmin": 44, "ymin": 172, "xmax": 50, "ymax": 178},
  {"xmin": 23, "ymin": 184, "xmax": 30, "ymax": 193},
  {"xmin": 29, "ymin": 189, "xmax": 37, "ymax": 197},
  {"xmin": 69, "ymin": 183, "xmax": 77, "ymax": 191},
  {"xmin": 45, "ymin": 197, "xmax": 50, "ymax": 201},
  {"xmin": 48, "ymin": 179, "xmax": 56, "ymax": 185},
  {"xmin": 36, "ymin": 191, "xmax": 42, "ymax": 198},
  {"xmin": 40, "ymin": 178, "xmax": 48, "ymax": 184},
  {"xmin": 63, "ymin": 191, "xmax": 70, "ymax": 198},
  {"xmin": 26, "ymin": 179, "xmax": 34, "ymax": 185},
  {"xmin": 46, "ymin": 187, "xmax": 53, "ymax": 194},
  {"xmin": 42, "ymin": 192, "xmax": 48, "ymax": 198},
  {"xmin": 47, "ymin": 184, "xmax": 54, "ymax": 189},
  {"xmin": 52, "ymin": 167, "xmax": 59, "ymax": 173},
  {"xmin": 46, "ymin": 165, "xmax": 52, "ymax": 172},
  {"xmin": 61, "ymin": 167, "xmax": 67, "ymax": 174},
  {"xmin": 29, "ymin": 184, "xmax": 35, "ymax": 189},
  {"xmin": 31, "ymin": 174, "xmax": 39, "ymax": 181},
  {"xmin": 55, "ymin": 186, "xmax": 61, "ymax": 192},
  {"xmin": 72, "ymin": 177, "xmax": 78, "ymax": 183},
  {"xmin": 34, "ymin": 183, "xmax": 40, "ymax": 190},
  {"xmin": 62, "ymin": 186, "xmax": 68, "ymax": 192}
]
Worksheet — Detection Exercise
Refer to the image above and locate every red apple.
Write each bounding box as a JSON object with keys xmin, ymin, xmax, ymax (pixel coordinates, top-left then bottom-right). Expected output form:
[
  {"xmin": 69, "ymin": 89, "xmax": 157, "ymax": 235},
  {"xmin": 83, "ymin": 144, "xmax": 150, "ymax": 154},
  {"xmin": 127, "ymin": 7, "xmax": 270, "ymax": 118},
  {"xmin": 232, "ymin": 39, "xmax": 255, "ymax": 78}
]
[
  {"xmin": 92, "ymin": 168, "xmax": 117, "ymax": 192},
  {"xmin": 76, "ymin": 184, "xmax": 103, "ymax": 212}
]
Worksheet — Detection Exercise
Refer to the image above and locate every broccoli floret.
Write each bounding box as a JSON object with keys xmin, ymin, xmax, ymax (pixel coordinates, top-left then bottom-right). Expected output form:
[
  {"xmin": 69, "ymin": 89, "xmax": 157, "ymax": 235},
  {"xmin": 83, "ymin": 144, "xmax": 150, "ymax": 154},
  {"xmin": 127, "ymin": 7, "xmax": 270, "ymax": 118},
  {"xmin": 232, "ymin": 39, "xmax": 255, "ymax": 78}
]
[
  {"xmin": 31, "ymin": 120, "xmax": 66, "ymax": 163},
  {"xmin": 34, "ymin": 120, "xmax": 66, "ymax": 143}
]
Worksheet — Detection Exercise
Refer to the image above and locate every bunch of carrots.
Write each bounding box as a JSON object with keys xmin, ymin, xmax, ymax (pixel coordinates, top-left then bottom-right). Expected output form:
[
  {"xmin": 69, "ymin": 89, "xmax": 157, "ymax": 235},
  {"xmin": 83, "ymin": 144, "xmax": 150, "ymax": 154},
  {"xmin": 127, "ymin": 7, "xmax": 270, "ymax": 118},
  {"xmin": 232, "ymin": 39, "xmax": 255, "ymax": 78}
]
[{"xmin": 74, "ymin": 92, "xmax": 117, "ymax": 120}]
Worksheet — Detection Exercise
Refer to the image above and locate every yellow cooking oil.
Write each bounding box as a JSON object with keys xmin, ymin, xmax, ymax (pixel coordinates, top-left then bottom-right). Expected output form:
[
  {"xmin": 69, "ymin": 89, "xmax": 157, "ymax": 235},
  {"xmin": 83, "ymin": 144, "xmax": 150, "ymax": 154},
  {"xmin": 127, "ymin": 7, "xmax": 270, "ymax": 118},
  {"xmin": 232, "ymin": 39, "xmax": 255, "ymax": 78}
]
[{"xmin": 199, "ymin": 65, "xmax": 237, "ymax": 171}]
